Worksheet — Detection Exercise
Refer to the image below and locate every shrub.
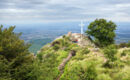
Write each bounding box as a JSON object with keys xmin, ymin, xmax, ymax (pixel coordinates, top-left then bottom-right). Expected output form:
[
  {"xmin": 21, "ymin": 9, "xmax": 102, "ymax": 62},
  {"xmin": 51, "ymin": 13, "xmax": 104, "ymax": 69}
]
[
  {"xmin": 103, "ymin": 60, "xmax": 115, "ymax": 68},
  {"xmin": 37, "ymin": 53, "xmax": 43, "ymax": 61},
  {"xmin": 81, "ymin": 48, "xmax": 90, "ymax": 54},
  {"xmin": 40, "ymin": 53, "xmax": 60, "ymax": 80},
  {"xmin": 118, "ymin": 42, "xmax": 128, "ymax": 48},
  {"xmin": 128, "ymin": 41, "xmax": 130, "ymax": 47},
  {"xmin": 65, "ymin": 43, "xmax": 78, "ymax": 51},
  {"xmin": 0, "ymin": 25, "xmax": 40, "ymax": 80},
  {"xmin": 121, "ymin": 51, "xmax": 127, "ymax": 56},
  {"xmin": 53, "ymin": 44, "xmax": 60, "ymax": 50},
  {"xmin": 118, "ymin": 41, "xmax": 130, "ymax": 48},
  {"xmin": 82, "ymin": 64, "xmax": 97, "ymax": 80},
  {"xmin": 103, "ymin": 45, "xmax": 117, "ymax": 62}
]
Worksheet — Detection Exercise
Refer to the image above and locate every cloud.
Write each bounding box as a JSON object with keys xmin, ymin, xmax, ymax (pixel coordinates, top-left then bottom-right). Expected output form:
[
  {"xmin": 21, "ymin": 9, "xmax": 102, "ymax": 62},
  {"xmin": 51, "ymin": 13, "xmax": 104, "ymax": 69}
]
[{"xmin": 0, "ymin": 0, "xmax": 130, "ymax": 23}]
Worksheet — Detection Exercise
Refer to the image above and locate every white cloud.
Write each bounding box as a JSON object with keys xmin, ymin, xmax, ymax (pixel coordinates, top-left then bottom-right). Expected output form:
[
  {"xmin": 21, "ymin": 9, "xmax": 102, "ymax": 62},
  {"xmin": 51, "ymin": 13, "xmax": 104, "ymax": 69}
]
[{"xmin": 0, "ymin": 0, "xmax": 130, "ymax": 23}]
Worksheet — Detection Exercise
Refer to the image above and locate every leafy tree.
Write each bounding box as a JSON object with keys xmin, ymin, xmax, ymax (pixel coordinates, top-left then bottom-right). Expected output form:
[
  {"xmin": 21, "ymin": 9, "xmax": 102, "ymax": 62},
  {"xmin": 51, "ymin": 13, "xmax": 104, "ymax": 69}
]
[
  {"xmin": 86, "ymin": 19, "xmax": 117, "ymax": 46},
  {"xmin": 0, "ymin": 25, "xmax": 40, "ymax": 80},
  {"xmin": 0, "ymin": 56, "xmax": 12, "ymax": 80}
]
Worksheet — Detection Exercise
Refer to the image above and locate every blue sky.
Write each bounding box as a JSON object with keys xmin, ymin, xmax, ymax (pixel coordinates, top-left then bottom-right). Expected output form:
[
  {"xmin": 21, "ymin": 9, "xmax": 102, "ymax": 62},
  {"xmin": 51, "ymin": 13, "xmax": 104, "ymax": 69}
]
[{"xmin": 0, "ymin": 0, "xmax": 130, "ymax": 24}]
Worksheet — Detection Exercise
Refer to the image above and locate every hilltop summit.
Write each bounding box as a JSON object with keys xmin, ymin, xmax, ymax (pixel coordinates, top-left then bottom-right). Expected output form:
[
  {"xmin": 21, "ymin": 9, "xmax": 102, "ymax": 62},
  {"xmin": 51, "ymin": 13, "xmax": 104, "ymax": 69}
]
[
  {"xmin": 36, "ymin": 31, "xmax": 130, "ymax": 80},
  {"xmin": 55, "ymin": 32, "xmax": 95, "ymax": 47}
]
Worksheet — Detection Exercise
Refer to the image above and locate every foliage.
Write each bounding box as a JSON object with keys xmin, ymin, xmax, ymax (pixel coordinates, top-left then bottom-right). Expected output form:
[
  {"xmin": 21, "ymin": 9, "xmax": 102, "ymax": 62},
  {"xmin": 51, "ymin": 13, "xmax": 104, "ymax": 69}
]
[
  {"xmin": 86, "ymin": 19, "xmax": 117, "ymax": 47},
  {"xmin": 1, "ymin": 24, "xmax": 130, "ymax": 80},
  {"xmin": 53, "ymin": 44, "xmax": 60, "ymax": 50},
  {"xmin": 57, "ymin": 50, "xmax": 69, "ymax": 61},
  {"xmin": 37, "ymin": 53, "xmax": 60, "ymax": 80},
  {"xmin": 60, "ymin": 60, "xmax": 97, "ymax": 80},
  {"xmin": 103, "ymin": 44, "xmax": 117, "ymax": 62},
  {"xmin": 96, "ymin": 74, "xmax": 112, "ymax": 80},
  {"xmin": 113, "ymin": 66, "xmax": 130, "ymax": 80},
  {"xmin": 118, "ymin": 41, "xmax": 130, "ymax": 48},
  {"xmin": 52, "ymin": 36, "xmax": 71, "ymax": 51},
  {"xmin": 80, "ymin": 48, "xmax": 90, "ymax": 55},
  {"xmin": 0, "ymin": 56, "xmax": 11, "ymax": 80},
  {"xmin": 81, "ymin": 63, "xmax": 97, "ymax": 80},
  {"xmin": 121, "ymin": 50, "xmax": 127, "ymax": 56},
  {"xmin": 36, "ymin": 35, "xmax": 130, "ymax": 80},
  {"xmin": 120, "ymin": 49, "xmax": 130, "ymax": 65},
  {"xmin": 0, "ymin": 25, "xmax": 40, "ymax": 80}
]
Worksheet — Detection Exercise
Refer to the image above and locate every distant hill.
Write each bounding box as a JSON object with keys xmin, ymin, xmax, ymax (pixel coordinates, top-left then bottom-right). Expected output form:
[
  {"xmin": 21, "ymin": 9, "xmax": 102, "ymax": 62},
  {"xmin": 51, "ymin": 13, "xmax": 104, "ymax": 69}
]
[{"xmin": 29, "ymin": 38, "xmax": 53, "ymax": 54}]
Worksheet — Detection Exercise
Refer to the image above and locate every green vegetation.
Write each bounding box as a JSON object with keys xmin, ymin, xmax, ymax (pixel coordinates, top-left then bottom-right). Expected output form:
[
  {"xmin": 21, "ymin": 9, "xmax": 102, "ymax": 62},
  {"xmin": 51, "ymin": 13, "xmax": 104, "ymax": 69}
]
[
  {"xmin": 0, "ymin": 25, "xmax": 41, "ymax": 80},
  {"xmin": 86, "ymin": 19, "xmax": 117, "ymax": 47},
  {"xmin": 103, "ymin": 45, "xmax": 118, "ymax": 62},
  {"xmin": 118, "ymin": 41, "xmax": 130, "ymax": 48},
  {"xmin": 0, "ymin": 19, "xmax": 130, "ymax": 80}
]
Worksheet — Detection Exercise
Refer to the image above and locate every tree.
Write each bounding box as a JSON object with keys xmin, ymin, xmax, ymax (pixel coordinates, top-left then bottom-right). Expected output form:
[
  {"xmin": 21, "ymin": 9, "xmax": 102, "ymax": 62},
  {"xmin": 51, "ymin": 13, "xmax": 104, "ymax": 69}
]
[
  {"xmin": 86, "ymin": 19, "xmax": 117, "ymax": 46},
  {"xmin": 0, "ymin": 25, "xmax": 40, "ymax": 80}
]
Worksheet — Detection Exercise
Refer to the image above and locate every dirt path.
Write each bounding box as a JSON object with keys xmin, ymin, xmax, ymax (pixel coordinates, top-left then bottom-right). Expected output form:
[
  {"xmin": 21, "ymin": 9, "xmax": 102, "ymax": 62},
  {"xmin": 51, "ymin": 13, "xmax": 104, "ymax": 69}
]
[{"xmin": 57, "ymin": 50, "xmax": 76, "ymax": 80}]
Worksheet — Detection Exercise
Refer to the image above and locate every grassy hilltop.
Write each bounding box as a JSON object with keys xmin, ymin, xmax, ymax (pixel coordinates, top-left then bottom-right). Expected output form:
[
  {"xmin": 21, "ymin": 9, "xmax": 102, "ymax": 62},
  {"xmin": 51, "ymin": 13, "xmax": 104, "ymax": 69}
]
[{"xmin": 37, "ymin": 34, "xmax": 130, "ymax": 80}]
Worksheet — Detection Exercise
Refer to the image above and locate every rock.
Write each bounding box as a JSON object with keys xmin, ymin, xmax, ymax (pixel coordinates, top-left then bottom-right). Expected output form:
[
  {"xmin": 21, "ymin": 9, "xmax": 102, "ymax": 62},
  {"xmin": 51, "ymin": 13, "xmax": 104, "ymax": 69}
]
[{"xmin": 67, "ymin": 32, "xmax": 72, "ymax": 37}]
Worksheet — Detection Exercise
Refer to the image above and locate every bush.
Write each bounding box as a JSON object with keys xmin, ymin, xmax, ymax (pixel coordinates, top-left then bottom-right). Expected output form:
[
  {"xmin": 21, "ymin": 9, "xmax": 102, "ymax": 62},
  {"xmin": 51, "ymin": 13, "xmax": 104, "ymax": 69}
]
[
  {"xmin": 118, "ymin": 41, "xmax": 130, "ymax": 48},
  {"xmin": 128, "ymin": 41, "xmax": 130, "ymax": 47},
  {"xmin": 81, "ymin": 48, "xmax": 90, "ymax": 54},
  {"xmin": 39, "ymin": 53, "xmax": 60, "ymax": 80},
  {"xmin": 103, "ymin": 45, "xmax": 117, "ymax": 62},
  {"xmin": 103, "ymin": 60, "xmax": 124, "ymax": 68},
  {"xmin": 82, "ymin": 64, "xmax": 97, "ymax": 80},
  {"xmin": 118, "ymin": 42, "xmax": 128, "ymax": 48},
  {"xmin": 121, "ymin": 51, "xmax": 127, "ymax": 56},
  {"xmin": 65, "ymin": 43, "xmax": 78, "ymax": 51},
  {"xmin": 103, "ymin": 60, "xmax": 115, "ymax": 68},
  {"xmin": 0, "ymin": 25, "xmax": 40, "ymax": 80},
  {"xmin": 53, "ymin": 44, "xmax": 60, "ymax": 50},
  {"xmin": 0, "ymin": 56, "xmax": 11, "ymax": 79}
]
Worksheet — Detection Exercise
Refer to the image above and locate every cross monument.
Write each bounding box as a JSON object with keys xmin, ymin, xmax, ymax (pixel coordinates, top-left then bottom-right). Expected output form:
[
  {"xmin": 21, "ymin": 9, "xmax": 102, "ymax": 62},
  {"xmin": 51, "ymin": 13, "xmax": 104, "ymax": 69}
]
[{"xmin": 79, "ymin": 21, "xmax": 85, "ymax": 34}]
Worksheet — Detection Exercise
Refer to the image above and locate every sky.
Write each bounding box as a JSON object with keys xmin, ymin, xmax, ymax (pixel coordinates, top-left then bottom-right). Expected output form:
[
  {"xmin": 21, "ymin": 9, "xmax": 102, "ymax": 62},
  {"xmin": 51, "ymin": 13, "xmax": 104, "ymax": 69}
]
[{"xmin": 0, "ymin": 0, "xmax": 130, "ymax": 24}]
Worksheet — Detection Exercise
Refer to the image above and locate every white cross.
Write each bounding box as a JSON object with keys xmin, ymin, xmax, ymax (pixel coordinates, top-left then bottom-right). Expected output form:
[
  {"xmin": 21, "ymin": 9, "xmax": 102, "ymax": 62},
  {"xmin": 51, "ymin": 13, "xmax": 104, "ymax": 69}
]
[{"xmin": 79, "ymin": 21, "xmax": 85, "ymax": 34}]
